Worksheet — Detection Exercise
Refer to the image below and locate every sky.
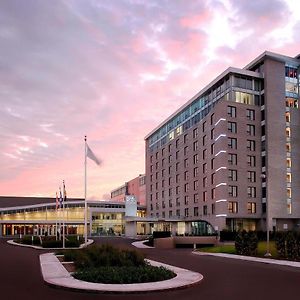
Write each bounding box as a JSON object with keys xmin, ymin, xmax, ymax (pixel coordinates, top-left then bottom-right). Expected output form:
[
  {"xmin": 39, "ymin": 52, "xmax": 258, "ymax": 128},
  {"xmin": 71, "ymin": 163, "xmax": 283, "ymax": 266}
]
[{"xmin": 0, "ymin": 0, "xmax": 300, "ymax": 200}]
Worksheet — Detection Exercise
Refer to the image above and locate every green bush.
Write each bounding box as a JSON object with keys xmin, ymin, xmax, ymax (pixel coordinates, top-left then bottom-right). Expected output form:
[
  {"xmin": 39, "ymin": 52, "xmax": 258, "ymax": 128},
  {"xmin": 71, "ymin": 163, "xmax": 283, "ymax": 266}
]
[
  {"xmin": 62, "ymin": 244, "xmax": 175, "ymax": 284},
  {"xmin": 275, "ymin": 232, "xmax": 286, "ymax": 258},
  {"xmin": 17, "ymin": 235, "xmax": 41, "ymax": 245},
  {"xmin": 235, "ymin": 231, "xmax": 258, "ymax": 256},
  {"xmin": 74, "ymin": 265, "xmax": 175, "ymax": 284},
  {"xmin": 286, "ymin": 231, "xmax": 298, "ymax": 260}
]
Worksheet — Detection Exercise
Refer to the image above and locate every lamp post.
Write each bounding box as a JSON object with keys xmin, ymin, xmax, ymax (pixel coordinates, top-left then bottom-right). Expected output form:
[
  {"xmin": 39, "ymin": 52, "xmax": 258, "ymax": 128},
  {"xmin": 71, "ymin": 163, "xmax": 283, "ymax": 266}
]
[{"xmin": 262, "ymin": 173, "xmax": 271, "ymax": 257}]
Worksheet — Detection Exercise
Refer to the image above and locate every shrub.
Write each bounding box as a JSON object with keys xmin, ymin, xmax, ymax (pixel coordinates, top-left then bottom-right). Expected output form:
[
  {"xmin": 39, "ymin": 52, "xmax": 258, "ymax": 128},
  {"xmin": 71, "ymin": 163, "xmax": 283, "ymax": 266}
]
[
  {"xmin": 235, "ymin": 231, "xmax": 258, "ymax": 256},
  {"xmin": 286, "ymin": 231, "xmax": 298, "ymax": 260},
  {"xmin": 74, "ymin": 265, "xmax": 175, "ymax": 284},
  {"xmin": 275, "ymin": 232, "xmax": 286, "ymax": 258}
]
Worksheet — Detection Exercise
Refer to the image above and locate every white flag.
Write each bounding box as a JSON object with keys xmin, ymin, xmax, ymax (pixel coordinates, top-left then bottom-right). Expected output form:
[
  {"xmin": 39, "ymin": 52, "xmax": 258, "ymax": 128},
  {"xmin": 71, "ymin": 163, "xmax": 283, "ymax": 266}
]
[{"xmin": 86, "ymin": 144, "xmax": 101, "ymax": 165}]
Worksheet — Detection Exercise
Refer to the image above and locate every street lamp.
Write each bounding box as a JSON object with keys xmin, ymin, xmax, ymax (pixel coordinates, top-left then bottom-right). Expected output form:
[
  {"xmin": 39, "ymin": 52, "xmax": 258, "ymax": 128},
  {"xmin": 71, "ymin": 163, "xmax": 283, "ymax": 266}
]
[{"xmin": 261, "ymin": 173, "xmax": 271, "ymax": 257}]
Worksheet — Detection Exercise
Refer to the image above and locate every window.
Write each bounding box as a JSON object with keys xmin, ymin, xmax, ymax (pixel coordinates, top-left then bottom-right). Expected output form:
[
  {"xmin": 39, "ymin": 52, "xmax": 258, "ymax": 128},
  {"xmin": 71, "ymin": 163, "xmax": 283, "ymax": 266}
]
[
  {"xmin": 169, "ymin": 211, "xmax": 173, "ymax": 217},
  {"xmin": 184, "ymin": 159, "xmax": 188, "ymax": 168},
  {"xmin": 211, "ymin": 173, "xmax": 215, "ymax": 185},
  {"xmin": 202, "ymin": 121, "xmax": 206, "ymax": 132},
  {"xmin": 175, "ymin": 174, "xmax": 179, "ymax": 184},
  {"xmin": 211, "ymin": 129, "xmax": 215, "ymax": 140},
  {"xmin": 228, "ymin": 201, "xmax": 238, "ymax": 213},
  {"xmin": 175, "ymin": 151, "xmax": 179, "ymax": 160},
  {"xmin": 176, "ymin": 198, "xmax": 180, "ymax": 207},
  {"xmin": 176, "ymin": 209, "xmax": 180, "ymax": 216},
  {"xmin": 168, "ymin": 166, "xmax": 172, "ymax": 174},
  {"xmin": 228, "ymin": 121, "xmax": 237, "ymax": 133},
  {"xmin": 211, "ymin": 158, "xmax": 215, "ymax": 169},
  {"xmin": 194, "ymin": 167, "xmax": 199, "ymax": 177},
  {"xmin": 203, "ymin": 177, "xmax": 207, "ymax": 188},
  {"xmin": 203, "ymin": 163, "xmax": 207, "ymax": 174},
  {"xmin": 211, "ymin": 113, "xmax": 214, "ymax": 125},
  {"xmin": 247, "ymin": 140, "xmax": 256, "ymax": 151},
  {"xmin": 211, "ymin": 143, "xmax": 215, "ymax": 155},
  {"xmin": 194, "ymin": 193, "xmax": 199, "ymax": 203},
  {"xmin": 184, "ymin": 134, "xmax": 188, "ymax": 143},
  {"xmin": 247, "ymin": 202, "xmax": 256, "ymax": 214},
  {"xmin": 184, "ymin": 171, "xmax": 189, "ymax": 180},
  {"xmin": 228, "ymin": 185, "xmax": 238, "ymax": 197},
  {"xmin": 162, "ymin": 169, "xmax": 165, "ymax": 177},
  {"xmin": 228, "ymin": 153, "xmax": 237, "ymax": 165},
  {"xmin": 287, "ymin": 158, "xmax": 291, "ymax": 168},
  {"xmin": 247, "ymin": 109, "xmax": 255, "ymax": 120},
  {"xmin": 155, "ymin": 152, "xmax": 159, "ymax": 159},
  {"xmin": 184, "ymin": 195, "xmax": 189, "ymax": 205},
  {"xmin": 203, "ymin": 149, "xmax": 207, "ymax": 159},
  {"xmin": 193, "ymin": 141, "xmax": 198, "ymax": 151},
  {"xmin": 194, "ymin": 154, "xmax": 199, "ymax": 164},
  {"xmin": 184, "ymin": 208, "xmax": 189, "ymax": 217},
  {"xmin": 247, "ymin": 171, "xmax": 256, "ymax": 182},
  {"xmin": 169, "ymin": 188, "xmax": 172, "ymax": 196},
  {"xmin": 228, "ymin": 169, "xmax": 237, "ymax": 181},
  {"xmin": 227, "ymin": 106, "xmax": 236, "ymax": 118},
  {"xmin": 228, "ymin": 137, "xmax": 237, "ymax": 149},
  {"xmin": 168, "ymin": 144, "xmax": 172, "ymax": 152},
  {"xmin": 247, "ymin": 124, "xmax": 255, "ymax": 136},
  {"xmin": 247, "ymin": 155, "xmax": 256, "ymax": 167},
  {"xmin": 184, "ymin": 183, "xmax": 189, "ymax": 193},
  {"xmin": 176, "ymin": 162, "xmax": 180, "ymax": 171},
  {"xmin": 247, "ymin": 186, "xmax": 256, "ymax": 198},
  {"xmin": 176, "ymin": 186, "xmax": 180, "ymax": 195},
  {"xmin": 193, "ymin": 128, "xmax": 198, "ymax": 138},
  {"xmin": 203, "ymin": 191, "xmax": 207, "ymax": 202},
  {"xmin": 212, "ymin": 188, "xmax": 216, "ymax": 199},
  {"xmin": 203, "ymin": 205, "xmax": 208, "ymax": 216},
  {"xmin": 184, "ymin": 146, "xmax": 188, "ymax": 155},
  {"xmin": 194, "ymin": 180, "xmax": 199, "ymax": 190},
  {"xmin": 202, "ymin": 135, "xmax": 207, "ymax": 146},
  {"xmin": 286, "ymin": 112, "xmax": 291, "ymax": 123},
  {"xmin": 176, "ymin": 139, "xmax": 179, "ymax": 148},
  {"xmin": 194, "ymin": 207, "xmax": 199, "ymax": 216}
]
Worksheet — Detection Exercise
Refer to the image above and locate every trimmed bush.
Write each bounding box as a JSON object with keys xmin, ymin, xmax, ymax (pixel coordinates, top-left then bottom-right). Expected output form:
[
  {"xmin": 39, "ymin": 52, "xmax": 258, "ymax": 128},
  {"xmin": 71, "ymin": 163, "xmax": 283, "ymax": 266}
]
[
  {"xmin": 235, "ymin": 231, "xmax": 258, "ymax": 256},
  {"xmin": 62, "ymin": 244, "xmax": 175, "ymax": 284},
  {"xmin": 275, "ymin": 232, "xmax": 286, "ymax": 258},
  {"xmin": 74, "ymin": 265, "xmax": 175, "ymax": 284},
  {"xmin": 219, "ymin": 230, "xmax": 237, "ymax": 242}
]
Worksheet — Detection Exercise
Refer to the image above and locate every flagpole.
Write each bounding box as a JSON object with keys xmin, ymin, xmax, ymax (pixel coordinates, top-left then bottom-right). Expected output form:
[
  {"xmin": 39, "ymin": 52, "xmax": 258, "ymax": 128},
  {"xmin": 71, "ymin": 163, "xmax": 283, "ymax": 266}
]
[
  {"xmin": 55, "ymin": 192, "xmax": 58, "ymax": 241},
  {"xmin": 62, "ymin": 180, "xmax": 65, "ymax": 249},
  {"xmin": 84, "ymin": 136, "xmax": 88, "ymax": 245}
]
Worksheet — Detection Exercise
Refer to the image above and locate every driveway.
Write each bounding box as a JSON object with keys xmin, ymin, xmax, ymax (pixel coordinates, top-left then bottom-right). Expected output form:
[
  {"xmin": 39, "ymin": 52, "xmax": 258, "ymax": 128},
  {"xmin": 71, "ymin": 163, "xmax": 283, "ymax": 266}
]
[{"xmin": 1, "ymin": 237, "xmax": 299, "ymax": 300}]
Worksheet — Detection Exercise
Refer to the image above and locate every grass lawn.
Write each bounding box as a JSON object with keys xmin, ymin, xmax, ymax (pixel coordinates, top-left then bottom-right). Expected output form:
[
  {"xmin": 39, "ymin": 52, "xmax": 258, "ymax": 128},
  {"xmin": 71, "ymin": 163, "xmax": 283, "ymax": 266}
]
[{"xmin": 199, "ymin": 241, "xmax": 279, "ymax": 258}]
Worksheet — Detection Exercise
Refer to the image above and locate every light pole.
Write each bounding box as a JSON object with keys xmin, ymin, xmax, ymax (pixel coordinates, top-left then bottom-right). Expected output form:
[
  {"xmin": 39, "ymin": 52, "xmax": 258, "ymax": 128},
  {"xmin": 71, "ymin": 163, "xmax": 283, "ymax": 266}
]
[{"xmin": 262, "ymin": 173, "xmax": 271, "ymax": 257}]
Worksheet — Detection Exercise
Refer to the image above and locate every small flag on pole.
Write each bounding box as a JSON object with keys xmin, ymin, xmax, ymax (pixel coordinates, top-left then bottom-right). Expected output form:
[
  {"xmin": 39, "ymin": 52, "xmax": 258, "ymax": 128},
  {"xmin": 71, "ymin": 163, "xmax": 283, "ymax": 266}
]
[
  {"xmin": 59, "ymin": 187, "xmax": 63, "ymax": 208},
  {"xmin": 63, "ymin": 180, "xmax": 67, "ymax": 201},
  {"xmin": 86, "ymin": 144, "xmax": 101, "ymax": 165}
]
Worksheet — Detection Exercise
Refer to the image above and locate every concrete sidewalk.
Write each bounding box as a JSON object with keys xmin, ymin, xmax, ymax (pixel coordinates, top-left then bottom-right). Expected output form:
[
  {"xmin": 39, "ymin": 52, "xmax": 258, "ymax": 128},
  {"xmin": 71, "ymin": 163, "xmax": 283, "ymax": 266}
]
[
  {"xmin": 194, "ymin": 251, "xmax": 300, "ymax": 268},
  {"xmin": 40, "ymin": 253, "xmax": 203, "ymax": 293}
]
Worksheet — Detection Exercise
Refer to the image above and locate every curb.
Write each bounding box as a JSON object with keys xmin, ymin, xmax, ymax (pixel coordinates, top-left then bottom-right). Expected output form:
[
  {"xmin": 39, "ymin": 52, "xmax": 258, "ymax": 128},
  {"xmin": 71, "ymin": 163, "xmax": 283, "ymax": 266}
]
[
  {"xmin": 132, "ymin": 240, "xmax": 154, "ymax": 249},
  {"xmin": 193, "ymin": 251, "xmax": 300, "ymax": 268},
  {"xmin": 7, "ymin": 239, "xmax": 94, "ymax": 250},
  {"xmin": 40, "ymin": 253, "xmax": 203, "ymax": 293}
]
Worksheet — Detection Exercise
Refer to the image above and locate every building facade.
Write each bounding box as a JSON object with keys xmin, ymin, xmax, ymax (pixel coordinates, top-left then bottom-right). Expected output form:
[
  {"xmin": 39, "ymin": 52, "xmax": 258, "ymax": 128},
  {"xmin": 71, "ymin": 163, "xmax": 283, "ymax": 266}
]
[
  {"xmin": 111, "ymin": 174, "xmax": 146, "ymax": 205},
  {"xmin": 0, "ymin": 196, "xmax": 146, "ymax": 236},
  {"xmin": 145, "ymin": 51, "xmax": 300, "ymax": 232}
]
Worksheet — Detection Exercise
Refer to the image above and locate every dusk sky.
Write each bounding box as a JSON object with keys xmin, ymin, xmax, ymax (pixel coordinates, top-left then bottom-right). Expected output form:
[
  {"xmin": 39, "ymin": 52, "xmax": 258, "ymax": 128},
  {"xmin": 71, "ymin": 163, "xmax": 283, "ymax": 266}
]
[{"xmin": 1, "ymin": 0, "xmax": 300, "ymax": 200}]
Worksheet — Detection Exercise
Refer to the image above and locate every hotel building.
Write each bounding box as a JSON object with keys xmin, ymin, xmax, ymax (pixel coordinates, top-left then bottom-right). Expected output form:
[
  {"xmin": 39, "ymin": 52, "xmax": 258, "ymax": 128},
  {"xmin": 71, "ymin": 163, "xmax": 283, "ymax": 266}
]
[{"xmin": 145, "ymin": 51, "xmax": 300, "ymax": 232}]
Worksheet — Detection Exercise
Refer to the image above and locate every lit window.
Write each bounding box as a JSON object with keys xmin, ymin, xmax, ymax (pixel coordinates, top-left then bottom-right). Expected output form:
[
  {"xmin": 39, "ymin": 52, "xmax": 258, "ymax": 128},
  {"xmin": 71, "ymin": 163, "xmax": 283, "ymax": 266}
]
[
  {"xmin": 169, "ymin": 131, "xmax": 174, "ymax": 141},
  {"xmin": 228, "ymin": 201, "xmax": 238, "ymax": 213},
  {"xmin": 287, "ymin": 173, "xmax": 292, "ymax": 183},
  {"xmin": 247, "ymin": 202, "xmax": 256, "ymax": 214}
]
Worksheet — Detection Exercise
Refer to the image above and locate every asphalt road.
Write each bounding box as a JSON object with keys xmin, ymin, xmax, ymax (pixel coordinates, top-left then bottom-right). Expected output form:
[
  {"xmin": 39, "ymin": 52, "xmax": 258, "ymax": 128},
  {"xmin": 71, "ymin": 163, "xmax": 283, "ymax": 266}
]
[{"xmin": 1, "ymin": 237, "xmax": 300, "ymax": 300}]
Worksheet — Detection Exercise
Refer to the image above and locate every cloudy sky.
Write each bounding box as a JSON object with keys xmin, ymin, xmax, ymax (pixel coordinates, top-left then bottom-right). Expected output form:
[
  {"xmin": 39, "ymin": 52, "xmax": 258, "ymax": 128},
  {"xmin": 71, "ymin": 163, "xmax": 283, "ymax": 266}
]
[{"xmin": 0, "ymin": 0, "xmax": 299, "ymax": 199}]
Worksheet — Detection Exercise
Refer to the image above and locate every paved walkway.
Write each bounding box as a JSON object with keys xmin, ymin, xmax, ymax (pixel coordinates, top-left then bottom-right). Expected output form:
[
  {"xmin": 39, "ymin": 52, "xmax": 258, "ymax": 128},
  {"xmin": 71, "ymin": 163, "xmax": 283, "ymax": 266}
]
[
  {"xmin": 1, "ymin": 237, "xmax": 300, "ymax": 300},
  {"xmin": 40, "ymin": 252, "xmax": 203, "ymax": 293},
  {"xmin": 194, "ymin": 251, "xmax": 300, "ymax": 268}
]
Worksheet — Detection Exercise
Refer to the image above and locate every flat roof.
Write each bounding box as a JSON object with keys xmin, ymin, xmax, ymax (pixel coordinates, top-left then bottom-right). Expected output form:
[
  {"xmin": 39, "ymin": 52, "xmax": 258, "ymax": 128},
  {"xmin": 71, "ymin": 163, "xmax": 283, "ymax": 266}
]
[
  {"xmin": 144, "ymin": 67, "xmax": 262, "ymax": 140},
  {"xmin": 244, "ymin": 51, "xmax": 300, "ymax": 70}
]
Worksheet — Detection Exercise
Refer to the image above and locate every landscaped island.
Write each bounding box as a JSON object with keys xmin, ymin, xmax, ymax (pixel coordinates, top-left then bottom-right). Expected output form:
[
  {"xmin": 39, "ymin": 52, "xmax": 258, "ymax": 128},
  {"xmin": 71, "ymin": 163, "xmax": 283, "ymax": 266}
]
[
  {"xmin": 14, "ymin": 235, "xmax": 84, "ymax": 248},
  {"xmin": 58, "ymin": 244, "xmax": 176, "ymax": 284}
]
